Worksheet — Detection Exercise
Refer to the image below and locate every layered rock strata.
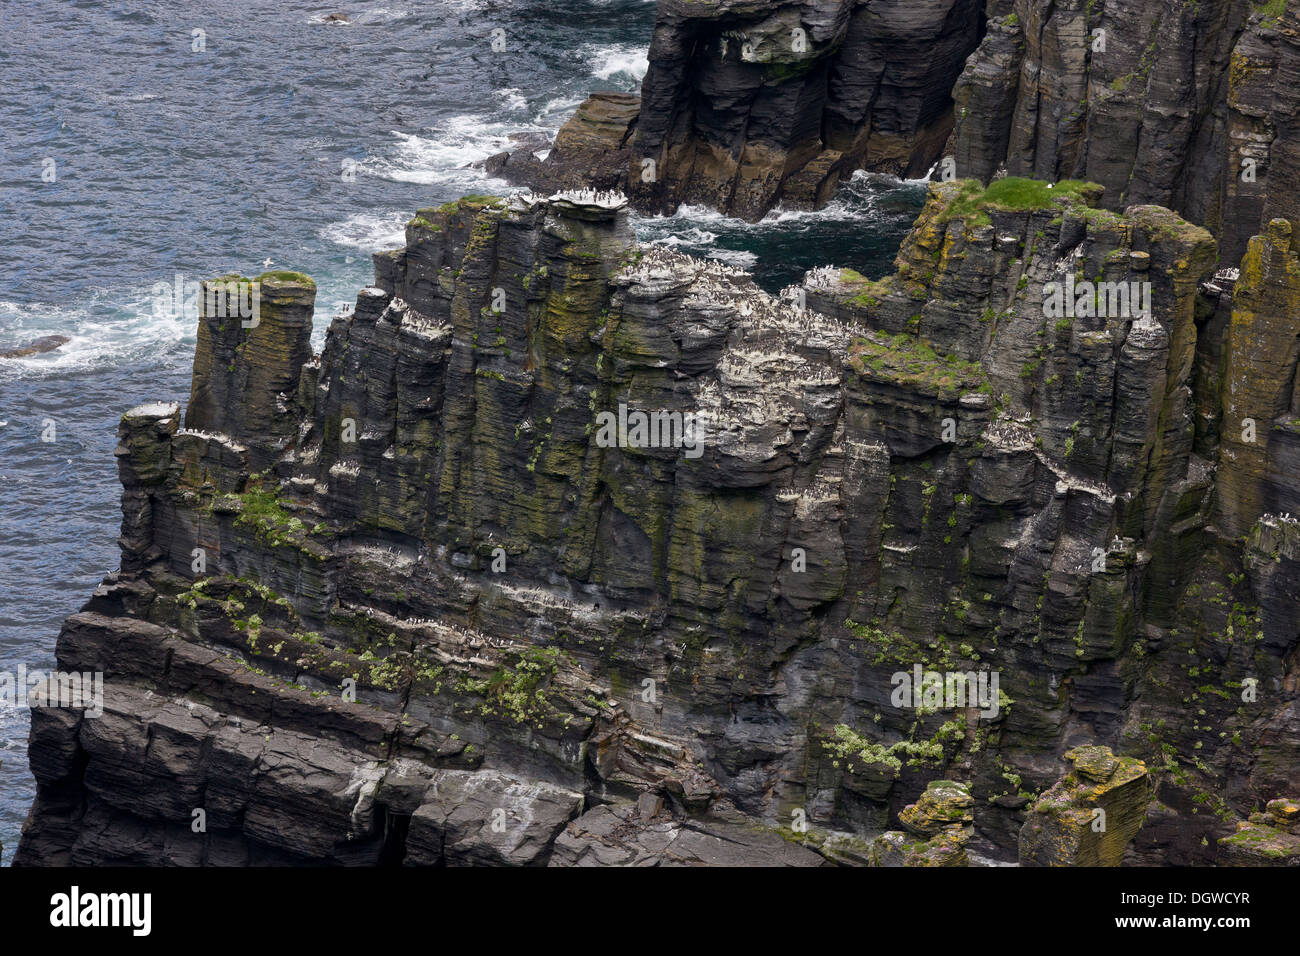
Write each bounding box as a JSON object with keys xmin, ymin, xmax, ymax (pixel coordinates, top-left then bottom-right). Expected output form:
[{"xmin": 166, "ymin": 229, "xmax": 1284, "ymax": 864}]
[
  {"xmin": 869, "ymin": 779, "xmax": 975, "ymax": 866},
  {"xmin": 503, "ymin": 0, "xmax": 986, "ymax": 219},
  {"xmin": 950, "ymin": 0, "xmax": 1300, "ymax": 269},
  {"xmin": 16, "ymin": 181, "xmax": 1300, "ymax": 865},
  {"xmin": 506, "ymin": 0, "xmax": 1300, "ymax": 245},
  {"xmin": 1218, "ymin": 797, "xmax": 1300, "ymax": 864},
  {"xmin": 629, "ymin": 0, "xmax": 986, "ymax": 218},
  {"xmin": 1018, "ymin": 745, "xmax": 1150, "ymax": 866}
]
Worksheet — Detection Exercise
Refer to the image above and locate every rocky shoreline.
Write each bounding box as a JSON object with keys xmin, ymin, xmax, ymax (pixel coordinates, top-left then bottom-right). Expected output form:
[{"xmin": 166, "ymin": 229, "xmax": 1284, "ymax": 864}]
[{"xmin": 16, "ymin": 0, "xmax": 1300, "ymax": 866}]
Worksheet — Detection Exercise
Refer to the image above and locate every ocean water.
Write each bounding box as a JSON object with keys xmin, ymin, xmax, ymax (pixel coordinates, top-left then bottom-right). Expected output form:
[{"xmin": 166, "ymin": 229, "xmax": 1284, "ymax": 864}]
[{"xmin": 0, "ymin": 0, "xmax": 924, "ymax": 864}]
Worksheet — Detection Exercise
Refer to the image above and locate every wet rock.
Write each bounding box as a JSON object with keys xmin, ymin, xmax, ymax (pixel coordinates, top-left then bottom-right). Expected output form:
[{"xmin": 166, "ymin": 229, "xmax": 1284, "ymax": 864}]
[
  {"xmin": 494, "ymin": 93, "xmax": 639, "ymax": 194},
  {"xmin": 622, "ymin": 0, "xmax": 983, "ymax": 220},
  {"xmin": 0, "ymin": 334, "xmax": 70, "ymax": 358}
]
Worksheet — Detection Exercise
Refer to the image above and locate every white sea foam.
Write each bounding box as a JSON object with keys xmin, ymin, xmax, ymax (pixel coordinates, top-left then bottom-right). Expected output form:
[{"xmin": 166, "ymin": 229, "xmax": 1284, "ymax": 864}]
[
  {"xmin": 307, "ymin": 7, "xmax": 408, "ymax": 25},
  {"xmin": 354, "ymin": 37, "xmax": 646, "ymax": 193},
  {"xmin": 0, "ymin": 293, "xmax": 192, "ymax": 380},
  {"xmin": 496, "ymin": 87, "xmax": 528, "ymax": 112},
  {"xmin": 320, "ymin": 211, "xmax": 408, "ymax": 252},
  {"xmin": 585, "ymin": 43, "xmax": 650, "ymax": 83},
  {"xmin": 363, "ymin": 118, "xmax": 531, "ymax": 189},
  {"xmin": 647, "ymin": 226, "xmax": 720, "ymax": 247},
  {"xmin": 534, "ymin": 96, "xmax": 586, "ymax": 125},
  {"xmin": 701, "ymin": 248, "xmax": 759, "ymax": 269},
  {"xmin": 629, "ymin": 172, "xmax": 927, "ymax": 273}
]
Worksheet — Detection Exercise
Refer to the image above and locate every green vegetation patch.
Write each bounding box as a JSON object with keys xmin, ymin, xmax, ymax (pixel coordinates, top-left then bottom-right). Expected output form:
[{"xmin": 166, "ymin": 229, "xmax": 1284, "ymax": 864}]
[
  {"xmin": 454, "ymin": 645, "xmax": 569, "ymax": 725},
  {"xmin": 939, "ymin": 177, "xmax": 1102, "ymax": 228},
  {"xmin": 823, "ymin": 721, "xmax": 961, "ymax": 778},
  {"xmin": 1253, "ymin": 0, "xmax": 1287, "ymax": 28},
  {"xmin": 217, "ymin": 477, "xmax": 327, "ymax": 555},
  {"xmin": 838, "ymin": 268, "xmax": 896, "ymax": 308},
  {"xmin": 850, "ymin": 331, "xmax": 989, "ymax": 399},
  {"xmin": 427, "ymin": 194, "xmax": 505, "ymax": 217},
  {"xmin": 256, "ymin": 270, "xmax": 316, "ymax": 287}
]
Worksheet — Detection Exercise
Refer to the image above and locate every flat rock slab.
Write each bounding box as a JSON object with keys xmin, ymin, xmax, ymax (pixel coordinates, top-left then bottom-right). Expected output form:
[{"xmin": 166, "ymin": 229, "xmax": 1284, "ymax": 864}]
[{"xmin": 549, "ymin": 804, "xmax": 826, "ymax": 867}]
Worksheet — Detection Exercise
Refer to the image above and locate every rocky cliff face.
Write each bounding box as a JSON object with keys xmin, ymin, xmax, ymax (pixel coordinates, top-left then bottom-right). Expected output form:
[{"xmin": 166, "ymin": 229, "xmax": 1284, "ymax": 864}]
[
  {"xmin": 17, "ymin": 177, "xmax": 1300, "ymax": 865},
  {"xmin": 949, "ymin": 0, "xmax": 1300, "ymax": 269},
  {"xmin": 500, "ymin": 0, "xmax": 987, "ymax": 219},
  {"xmin": 510, "ymin": 0, "xmax": 1300, "ymax": 256},
  {"xmin": 629, "ymin": 0, "xmax": 986, "ymax": 218}
]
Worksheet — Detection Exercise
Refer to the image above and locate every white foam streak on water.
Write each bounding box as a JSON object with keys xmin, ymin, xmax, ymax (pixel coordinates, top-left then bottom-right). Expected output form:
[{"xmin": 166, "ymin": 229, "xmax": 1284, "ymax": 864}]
[
  {"xmin": 0, "ymin": 294, "xmax": 193, "ymax": 381},
  {"xmin": 534, "ymin": 96, "xmax": 586, "ymax": 125},
  {"xmin": 0, "ymin": 273, "xmax": 369, "ymax": 378},
  {"xmin": 698, "ymin": 248, "xmax": 759, "ymax": 269},
  {"xmin": 635, "ymin": 173, "xmax": 916, "ymax": 233},
  {"xmin": 356, "ymin": 32, "xmax": 650, "ymax": 193},
  {"xmin": 320, "ymin": 211, "xmax": 409, "ymax": 253},
  {"xmin": 363, "ymin": 123, "xmax": 521, "ymax": 189},
  {"xmin": 584, "ymin": 43, "xmax": 650, "ymax": 81},
  {"xmin": 643, "ymin": 226, "xmax": 720, "ymax": 247},
  {"xmin": 306, "ymin": 7, "xmax": 410, "ymax": 24},
  {"xmin": 496, "ymin": 87, "xmax": 529, "ymax": 112}
]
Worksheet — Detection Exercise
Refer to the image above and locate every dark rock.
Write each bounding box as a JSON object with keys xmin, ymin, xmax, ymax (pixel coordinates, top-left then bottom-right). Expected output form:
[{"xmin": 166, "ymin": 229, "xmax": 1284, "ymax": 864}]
[
  {"xmin": 16, "ymin": 180, "xmax": 1300, "ymax": 867},
  {"xmin": 1218, "ymin": 796, "xmax": 1300, "ymax": 865},
  {"xmin": 518, "ymin": 0, "xmax": 985, "ymax": 220},
  {"xmin": 0, "ymin": 334, "xmax": 70, "ymax": 359},
  {"xmin": 490, "ymin": 93, "xmax": 639, "ymax": 194},
  {"xmin": 549, "ymin": 803, "xmax": 825, "ymax": 866}
]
